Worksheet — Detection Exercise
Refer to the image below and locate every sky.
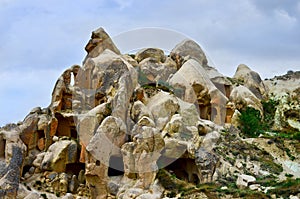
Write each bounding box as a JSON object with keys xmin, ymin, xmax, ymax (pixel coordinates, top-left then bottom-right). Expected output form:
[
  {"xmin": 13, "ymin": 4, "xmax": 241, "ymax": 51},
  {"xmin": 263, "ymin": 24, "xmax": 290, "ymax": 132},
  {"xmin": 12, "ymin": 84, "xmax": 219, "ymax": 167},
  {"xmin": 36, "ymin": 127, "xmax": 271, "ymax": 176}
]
[{"xmin": 0, "ymin": 0, "xmax": 300, "ymax": 126}]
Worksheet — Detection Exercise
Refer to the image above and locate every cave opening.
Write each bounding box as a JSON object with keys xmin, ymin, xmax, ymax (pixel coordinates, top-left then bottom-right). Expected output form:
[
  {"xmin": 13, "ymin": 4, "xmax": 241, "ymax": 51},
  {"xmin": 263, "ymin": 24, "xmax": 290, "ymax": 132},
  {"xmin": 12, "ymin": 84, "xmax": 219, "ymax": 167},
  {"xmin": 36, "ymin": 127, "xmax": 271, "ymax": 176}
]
[
  {"xmin": 225, "ymin": 107, "xmax": 234, "ymax": 123},
  {"xmin": 66, "ymin": 163, "xmax": 85, "ymax": 176},
  {"xmin": 22, "ymin": 165, "xmax": 32, "ymax": 177},
  {"xmin": 225, "ymin": 85, "xmax": 231, "ymax": 98},
  {"xmin": 163, "ymin": 158, "xmax": 200, "ymax": 184},
  {"xmin": 55, "ymin": 113, "xmax": 77, "ymax": 139},
  {"xmin": 71, "ymin": 127, "xmax": 78, "ymax": 140},
  {"xmin": 0, "ymin": 135, "xmax": 5, "ymax": 159},
  {"xmin": 108, "ymin": 156, "xmax": 124, "ymax": 177},
  {"xmin": 37, "ymin": 130, "xmax": 44, "ymax": 139},
  {"xmin": 199, "ymin": 105, "xmax": 208, "ymax": 120}
]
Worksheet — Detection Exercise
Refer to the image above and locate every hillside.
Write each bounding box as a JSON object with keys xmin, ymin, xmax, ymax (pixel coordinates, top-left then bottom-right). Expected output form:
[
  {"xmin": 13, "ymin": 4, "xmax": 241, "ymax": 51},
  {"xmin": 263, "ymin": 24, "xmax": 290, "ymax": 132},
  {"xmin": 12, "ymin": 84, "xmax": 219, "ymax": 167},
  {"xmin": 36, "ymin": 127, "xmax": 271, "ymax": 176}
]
[{"xmin": 0, "ymin": 27, "xmax": 299, "ymax": 199}]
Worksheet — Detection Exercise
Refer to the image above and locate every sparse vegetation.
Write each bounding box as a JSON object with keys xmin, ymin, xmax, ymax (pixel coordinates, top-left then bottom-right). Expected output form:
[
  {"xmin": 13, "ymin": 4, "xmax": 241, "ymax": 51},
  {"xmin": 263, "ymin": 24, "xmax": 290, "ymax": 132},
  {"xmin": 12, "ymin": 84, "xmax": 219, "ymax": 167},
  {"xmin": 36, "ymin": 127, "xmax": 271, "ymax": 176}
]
[
  {"xmin": 157, "ymin": 169, "xmax": 184, "ymax": 192},
  {"xmin": 267, "ymin": 178, "xmax": 300, "ymax": 197},
  {"xmin": 239, "ymin": 107, "xmax": 263, "ymax": 137},
  {"xmin": 262, "ymin": 99, "xmax": 278, "ymax": 129}
]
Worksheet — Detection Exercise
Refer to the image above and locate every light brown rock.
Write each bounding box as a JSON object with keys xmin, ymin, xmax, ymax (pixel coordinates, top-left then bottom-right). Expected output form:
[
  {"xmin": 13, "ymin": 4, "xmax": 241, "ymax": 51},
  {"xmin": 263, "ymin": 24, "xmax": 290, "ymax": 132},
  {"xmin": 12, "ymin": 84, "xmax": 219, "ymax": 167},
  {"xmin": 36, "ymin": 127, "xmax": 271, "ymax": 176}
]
[
  {"xmin": 169, "ymin": 59, "xmax": 228, "ymax": 124},
  {"xmin": 170, "ymin": 39, "xmax": 208, "ymax": 68},
  {"xmin": 135, "ymin": 48, "xmax": 166, "ymax": 63},
  {"xmin": 84, "ymin": 27, "xmax": 120, "ymax": 62},
  {"xmin": 233, "ymin": 64, "xmax": 267, "ymax": 99}
]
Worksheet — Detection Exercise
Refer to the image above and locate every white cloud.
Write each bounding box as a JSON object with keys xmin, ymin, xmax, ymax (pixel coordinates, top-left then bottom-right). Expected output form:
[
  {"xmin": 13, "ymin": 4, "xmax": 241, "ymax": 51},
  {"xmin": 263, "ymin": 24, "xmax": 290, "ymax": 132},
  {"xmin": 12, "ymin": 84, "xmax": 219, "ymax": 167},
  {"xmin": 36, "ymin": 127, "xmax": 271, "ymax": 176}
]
[{"xmin": 274, "ymin": 9, "xmax": 297, "ymax": 26}]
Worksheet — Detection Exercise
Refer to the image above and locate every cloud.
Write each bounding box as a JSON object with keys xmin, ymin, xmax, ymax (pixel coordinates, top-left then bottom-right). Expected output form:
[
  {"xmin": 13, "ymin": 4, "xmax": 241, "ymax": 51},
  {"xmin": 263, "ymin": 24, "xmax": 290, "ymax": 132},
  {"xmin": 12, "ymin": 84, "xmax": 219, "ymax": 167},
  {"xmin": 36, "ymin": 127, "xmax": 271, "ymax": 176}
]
[{"xmin": 274, "ymin": 9, "xmax": 297, "ymax": 26}]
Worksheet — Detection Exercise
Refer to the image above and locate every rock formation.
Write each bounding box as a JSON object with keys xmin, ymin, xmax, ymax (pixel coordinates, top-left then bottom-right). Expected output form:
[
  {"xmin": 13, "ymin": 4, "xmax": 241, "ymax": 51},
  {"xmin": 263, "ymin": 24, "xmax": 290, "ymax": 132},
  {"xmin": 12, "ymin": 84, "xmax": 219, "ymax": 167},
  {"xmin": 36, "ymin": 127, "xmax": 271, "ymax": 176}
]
[{"xmin": 0, "ymin": 27, "xmax": 299, "ymax": 199}]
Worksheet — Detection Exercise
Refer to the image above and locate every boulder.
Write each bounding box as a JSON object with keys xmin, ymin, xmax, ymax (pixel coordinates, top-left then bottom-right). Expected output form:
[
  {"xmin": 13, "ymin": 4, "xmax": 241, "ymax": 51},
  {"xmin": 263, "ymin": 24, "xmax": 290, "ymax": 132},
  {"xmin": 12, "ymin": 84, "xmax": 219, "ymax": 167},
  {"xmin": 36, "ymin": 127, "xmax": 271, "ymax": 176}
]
[
  {"xmin": 162, "ymin": 138, "xmax": 187, "ymax": 159},
  {"xmin": 107, "ymin": 176, "xmax": 123, "ymax": 196},
  {"xmin": 236, "ymin": 174, "xmax": 256, "ymax": 188},
  {"xmin": 229, "ymin": 85, "xmax": 263, "ymax": 113},
  {"xmin": 146, "ymin": 91, "xmax": 179, "ymax": 131},
  {"xmin": 177, "ymin": 99, "xmax": 200, "ymax": 126},
  {"xmin": 162, "ymin": 114, "xmax": 183, "ymax": 138},
  {"xmin": 170, "ymin": 39, "xmax": 208, "ymax": 68},
  {"xmin": 168, "ymin": 59, "xmax": 227, "ymax": 124},
  {"xmin": 135, "ymin": 48, "xmax": 166, "ymax": 63},
  {"xmin": 41, "ymin": 140, "xmax": 78, "ymax": 172},
  {"xmin": 86, "ymin": 116, "xmax": 127, "ymax": 163},
  {"xmin": 77, "ymin": 102, "xmax": 111, "ymax": 150},
  {"xmin": 233, "ymin": 64, "xmax": 267, "ymax": 99},
  {"xmin": 131, "ymin": 101, "xmax": 154, "ymax": 123},
  {"xmin": 195, "ymin": 148, "xmax": 219, "ymax": 183},
  {"xmin": 19, "ymin": 113, "xmax": 39, "ymax": 150},
  {"xmin": 139, "ymin": 56, "xmax": 177, "ymax": 82},
  {"xmin": 121, "ymin": 54, "xmax": 139, "ymax": 67},
  {"xmin": 69, "ymin": 175, "xmax": 79, "ymax": 194},
  {"xmin": 201, "ymin": 131, "xmax": 220, "ymax": 151},
  {"xmin": 273, "ymin": 93, "xmax": 300, "ymax": 131}
]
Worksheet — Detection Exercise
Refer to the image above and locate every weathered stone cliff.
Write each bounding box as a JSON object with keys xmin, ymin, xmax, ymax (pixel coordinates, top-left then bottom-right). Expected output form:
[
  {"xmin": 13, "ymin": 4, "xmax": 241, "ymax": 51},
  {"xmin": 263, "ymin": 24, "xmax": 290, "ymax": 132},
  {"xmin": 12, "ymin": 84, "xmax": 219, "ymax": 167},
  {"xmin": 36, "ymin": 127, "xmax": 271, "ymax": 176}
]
[{"xmin": 0, "ymin": 27, "xmax": 299, "ymax": 199}]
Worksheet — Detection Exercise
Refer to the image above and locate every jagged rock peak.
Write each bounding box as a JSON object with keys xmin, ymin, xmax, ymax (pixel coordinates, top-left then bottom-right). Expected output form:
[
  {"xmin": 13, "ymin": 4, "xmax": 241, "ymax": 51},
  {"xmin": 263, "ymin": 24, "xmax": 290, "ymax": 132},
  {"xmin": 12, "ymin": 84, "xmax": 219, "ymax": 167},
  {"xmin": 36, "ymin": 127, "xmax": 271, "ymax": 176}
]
[
  {"xmin": 84, "ymin": 27, "xmax": 120, "ymax": 63},
  {"xmin": 170, "ymin": 39, "xmax": 208, "ymax": 68},
  {"xmin": 233, "ymin": 64, "xmax": 267, "ymax": 99},
  {"xmin": 234, "ymin": 64, "xmax": 261, "ymax": 83}
]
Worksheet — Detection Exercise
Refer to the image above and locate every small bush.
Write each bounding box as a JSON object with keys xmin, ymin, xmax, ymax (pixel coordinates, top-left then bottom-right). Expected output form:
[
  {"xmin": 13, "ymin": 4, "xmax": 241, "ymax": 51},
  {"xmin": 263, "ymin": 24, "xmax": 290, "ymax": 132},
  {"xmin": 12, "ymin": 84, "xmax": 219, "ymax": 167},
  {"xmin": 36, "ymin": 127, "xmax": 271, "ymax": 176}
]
[
  {"xmin": 293, "ymin": 132, "xmax": 300, "ymax": 140},
  {"xmin": 239, "ymin": 99, "xmax": 279, "ymax": 138},
  {"xmin": 262, "ymin": 99, "xmax": 278, "ymax": 129},
  {"xmin": 239, "ymin": 107, "xmax": 263, "ymax": 137}
]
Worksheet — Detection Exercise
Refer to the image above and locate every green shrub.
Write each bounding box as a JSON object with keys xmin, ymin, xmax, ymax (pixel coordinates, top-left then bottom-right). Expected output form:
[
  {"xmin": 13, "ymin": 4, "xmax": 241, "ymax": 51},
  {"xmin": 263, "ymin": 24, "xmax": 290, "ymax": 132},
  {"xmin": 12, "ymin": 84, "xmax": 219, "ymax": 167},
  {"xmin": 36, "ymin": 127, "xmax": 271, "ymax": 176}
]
[
  {"xmin": 293, "ymin": 132, "xmax": 300, "ymax": 140},
  {"xmin": 239, "ymin": 107, "xmax": 263, "ymax": 137},
  {"xmin": 239, "ymin": 99, "xmax": 279, "ymax": 137},
  {"xmin": 262, "ymin": 99, "xmax": 278, "ymax": 129}
]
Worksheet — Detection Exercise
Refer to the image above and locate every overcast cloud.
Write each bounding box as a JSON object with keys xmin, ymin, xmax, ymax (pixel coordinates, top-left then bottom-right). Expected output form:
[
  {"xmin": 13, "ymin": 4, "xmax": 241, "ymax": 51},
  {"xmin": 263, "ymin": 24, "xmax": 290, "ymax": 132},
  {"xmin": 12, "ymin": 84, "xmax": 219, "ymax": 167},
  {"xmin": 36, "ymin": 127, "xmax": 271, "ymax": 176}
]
[{"xmin": 0, "ymin": 0, "xmax": 299, "ymax": 126}]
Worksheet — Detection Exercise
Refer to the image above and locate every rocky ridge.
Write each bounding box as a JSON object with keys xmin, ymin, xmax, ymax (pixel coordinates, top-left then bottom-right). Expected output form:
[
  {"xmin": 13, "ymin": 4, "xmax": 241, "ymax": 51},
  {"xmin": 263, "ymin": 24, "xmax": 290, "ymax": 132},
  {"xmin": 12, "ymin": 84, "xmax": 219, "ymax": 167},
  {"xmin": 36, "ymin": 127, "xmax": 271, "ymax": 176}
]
[{"xmin": 0, "ymin": 27, "xmax": 299, "ymax": 199}]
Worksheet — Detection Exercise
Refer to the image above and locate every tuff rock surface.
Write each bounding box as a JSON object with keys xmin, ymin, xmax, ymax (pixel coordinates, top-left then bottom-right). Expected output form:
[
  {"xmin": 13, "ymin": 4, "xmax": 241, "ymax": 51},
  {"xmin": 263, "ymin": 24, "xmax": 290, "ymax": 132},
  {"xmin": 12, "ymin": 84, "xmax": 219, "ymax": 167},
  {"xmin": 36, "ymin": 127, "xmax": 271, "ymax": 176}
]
[{"xmin": 0, "ymin": 27, "xmax": 299, "ymax": 199}]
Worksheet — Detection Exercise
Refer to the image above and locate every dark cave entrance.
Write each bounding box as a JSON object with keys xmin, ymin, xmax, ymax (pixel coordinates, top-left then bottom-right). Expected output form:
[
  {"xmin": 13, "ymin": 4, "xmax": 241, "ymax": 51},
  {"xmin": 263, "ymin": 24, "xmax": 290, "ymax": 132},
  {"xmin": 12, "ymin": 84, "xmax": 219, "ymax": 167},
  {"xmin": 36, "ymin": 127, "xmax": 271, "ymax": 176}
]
[
  {"xmin": 163, "ymin": 157, "xmax": 201, "ymax": 184},
  {"xmin": 66, "ymin": 162, "xmax": 85, "ymax": 176},
  {"xmin": 108, "ymin": 156, "xmax": 124, "ymax": 177},
  {"xmin": 22, "ymin": 165, "xmax": 32, "ymax": 177},
  {"xmin": 0, "ymin": 135, "xmax": 5, "ymax": 159}
]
